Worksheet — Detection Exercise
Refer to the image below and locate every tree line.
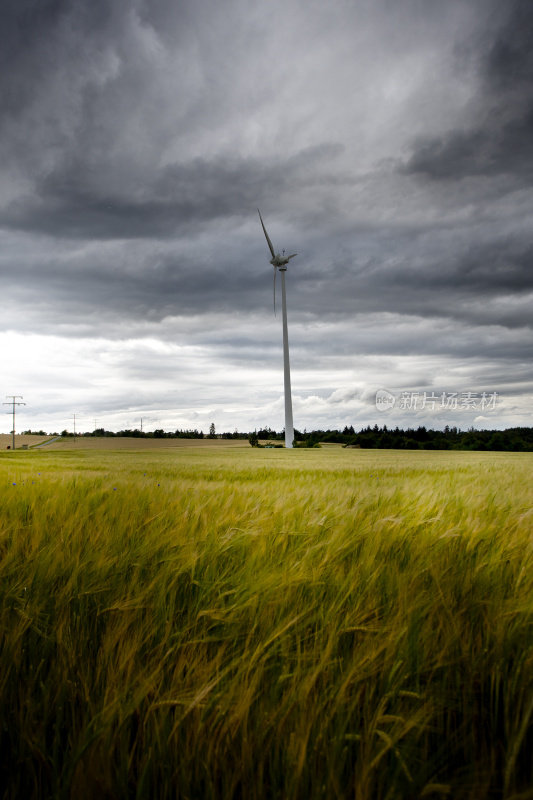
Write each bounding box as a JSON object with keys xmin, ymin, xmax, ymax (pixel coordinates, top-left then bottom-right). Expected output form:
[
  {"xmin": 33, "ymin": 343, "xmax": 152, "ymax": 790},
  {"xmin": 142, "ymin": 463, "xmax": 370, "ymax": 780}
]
[
  {"xmin": 22, "ymin": 425, "xmax": 533, "ymax": 451},
  {"xmin": 293, "ymin": 425, "xmax": 533, "ymax": 451},
  {"xmin": 252, "ymin": 425, "xmax": 533, "ymax": 450}
]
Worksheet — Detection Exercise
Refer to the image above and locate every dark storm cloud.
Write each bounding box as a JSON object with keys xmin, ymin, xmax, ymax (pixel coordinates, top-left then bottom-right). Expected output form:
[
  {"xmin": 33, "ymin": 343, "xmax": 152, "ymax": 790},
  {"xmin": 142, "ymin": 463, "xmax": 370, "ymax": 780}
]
[
  {"xmin": 1, "ymin": 0, "xmax": 124, "ymax": 141},
  {"xmin": 1, "ymin": 0, "xmax": 73, "ymax": 114},
  {"xmin": 2, "ymin": 145, "xmax": 343, "ymax": 239},
  {"xmin": 403, "ymin": 112, "xmax": 533, "ymax": 181},
  {"xmin": 0, "ymin": 0, "xmax": 349, "ymax": 239},
  {"xmin": 291, "ymin": 221, "xmax": 533, "ymax": 333},
  {"xmin": 485, "ymin": 0, "xmax": 533, "ymax": 89},
  {"xmin": 1, "ymin": 0, "xmax": 213, "ymax": 212},
  {"xmin": 403, "ymin": 0, "xmax": 533, "ymax": 180}
]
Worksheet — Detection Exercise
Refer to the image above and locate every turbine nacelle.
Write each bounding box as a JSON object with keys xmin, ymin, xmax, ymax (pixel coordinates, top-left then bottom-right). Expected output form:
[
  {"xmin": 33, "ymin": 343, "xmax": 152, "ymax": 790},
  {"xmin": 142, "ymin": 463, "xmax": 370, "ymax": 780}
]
[
  {"xmin": 258, "ymin": 209, "xmax": 297, "ymax": 270},
  {"xmin": 258, "ymin": 209, "xmax": 298, "ymax": 313},
  {"xmin": 270, "ymin": 252, "xmax": 297, "ymax": 269}
]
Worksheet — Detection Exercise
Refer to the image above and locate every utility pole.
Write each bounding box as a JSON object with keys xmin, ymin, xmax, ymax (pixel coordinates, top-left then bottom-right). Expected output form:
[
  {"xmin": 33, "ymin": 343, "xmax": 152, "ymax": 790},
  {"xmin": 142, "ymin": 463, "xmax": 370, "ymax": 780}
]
[
  {"xmin": 3, "ymin": 396, "xmax": 26, "ymax": 450},
  {"xmin": 73, "ymin": 413, "xmax": 76, "ymax": 443}
]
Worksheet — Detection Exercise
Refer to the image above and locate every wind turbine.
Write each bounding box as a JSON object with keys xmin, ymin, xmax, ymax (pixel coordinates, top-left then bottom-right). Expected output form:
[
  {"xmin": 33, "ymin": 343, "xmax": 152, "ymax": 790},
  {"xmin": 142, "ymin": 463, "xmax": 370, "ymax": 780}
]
[{"xmin": 258, "ymin": 209, "xmax": 297, "ymax": 449}]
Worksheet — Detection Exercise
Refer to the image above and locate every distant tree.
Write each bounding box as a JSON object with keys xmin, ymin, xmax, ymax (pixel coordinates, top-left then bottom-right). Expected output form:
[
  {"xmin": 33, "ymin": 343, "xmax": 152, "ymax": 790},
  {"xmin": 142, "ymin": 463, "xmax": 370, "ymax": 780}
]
[
  {"xmin": 248, "ymin": 431, "xmax": 259, "ymax": 447},
  {"xmin": 208, "ymin": 423, "xmax": 216, "ymax": 439}
]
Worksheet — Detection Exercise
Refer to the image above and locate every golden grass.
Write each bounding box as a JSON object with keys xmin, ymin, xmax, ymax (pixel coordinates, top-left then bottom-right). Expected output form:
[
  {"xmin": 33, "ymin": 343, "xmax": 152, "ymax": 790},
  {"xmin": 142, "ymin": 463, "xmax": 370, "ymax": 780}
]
[
  {"xmin": 1, "ymin": 445, "xmax": 532, "ymax": 798},
  {"xmin": 40, "ymin": 436, "xmax": 251, "ymax": 451}
]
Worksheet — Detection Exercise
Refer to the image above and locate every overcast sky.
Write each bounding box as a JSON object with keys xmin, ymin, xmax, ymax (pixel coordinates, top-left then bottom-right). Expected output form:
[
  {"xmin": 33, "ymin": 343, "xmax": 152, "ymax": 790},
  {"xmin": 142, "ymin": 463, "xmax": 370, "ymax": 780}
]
[{"xmin": 1, "ymin": 0, "xmax": 532, "ymax": 434}]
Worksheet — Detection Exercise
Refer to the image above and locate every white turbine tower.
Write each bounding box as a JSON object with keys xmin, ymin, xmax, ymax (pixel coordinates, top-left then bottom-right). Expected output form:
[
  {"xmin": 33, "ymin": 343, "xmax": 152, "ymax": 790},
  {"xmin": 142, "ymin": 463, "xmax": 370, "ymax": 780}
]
[{"xmin": 258, "ymin": 209, "xmax": 297, "ymax": 449}]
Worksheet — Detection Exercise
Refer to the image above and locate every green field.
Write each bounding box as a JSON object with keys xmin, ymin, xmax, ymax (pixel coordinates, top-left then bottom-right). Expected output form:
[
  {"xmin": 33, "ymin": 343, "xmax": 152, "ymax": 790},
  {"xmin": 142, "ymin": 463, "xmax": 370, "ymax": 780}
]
[{"xmin": 1, "ymin": 443, "xmax": 532, "ymax": 799}]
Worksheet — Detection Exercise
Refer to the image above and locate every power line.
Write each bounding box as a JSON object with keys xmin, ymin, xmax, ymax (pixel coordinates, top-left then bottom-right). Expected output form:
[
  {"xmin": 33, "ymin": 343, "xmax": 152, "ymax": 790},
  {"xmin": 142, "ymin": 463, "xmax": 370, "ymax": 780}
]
[{"xmin": 3, "ymin": 396, "xmax": 26, "ymax": 450}]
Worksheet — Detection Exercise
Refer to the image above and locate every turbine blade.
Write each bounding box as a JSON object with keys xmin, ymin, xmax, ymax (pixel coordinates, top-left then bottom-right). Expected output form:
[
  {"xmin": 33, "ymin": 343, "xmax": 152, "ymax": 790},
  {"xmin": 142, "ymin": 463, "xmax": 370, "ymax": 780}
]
[
  {"xmin": 258, "ymin": 209, "xmax": 276, "ymax": 259},
  {"xmin": 287, "ymin": 253, "xmax": 298, "ymax": 260}
]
